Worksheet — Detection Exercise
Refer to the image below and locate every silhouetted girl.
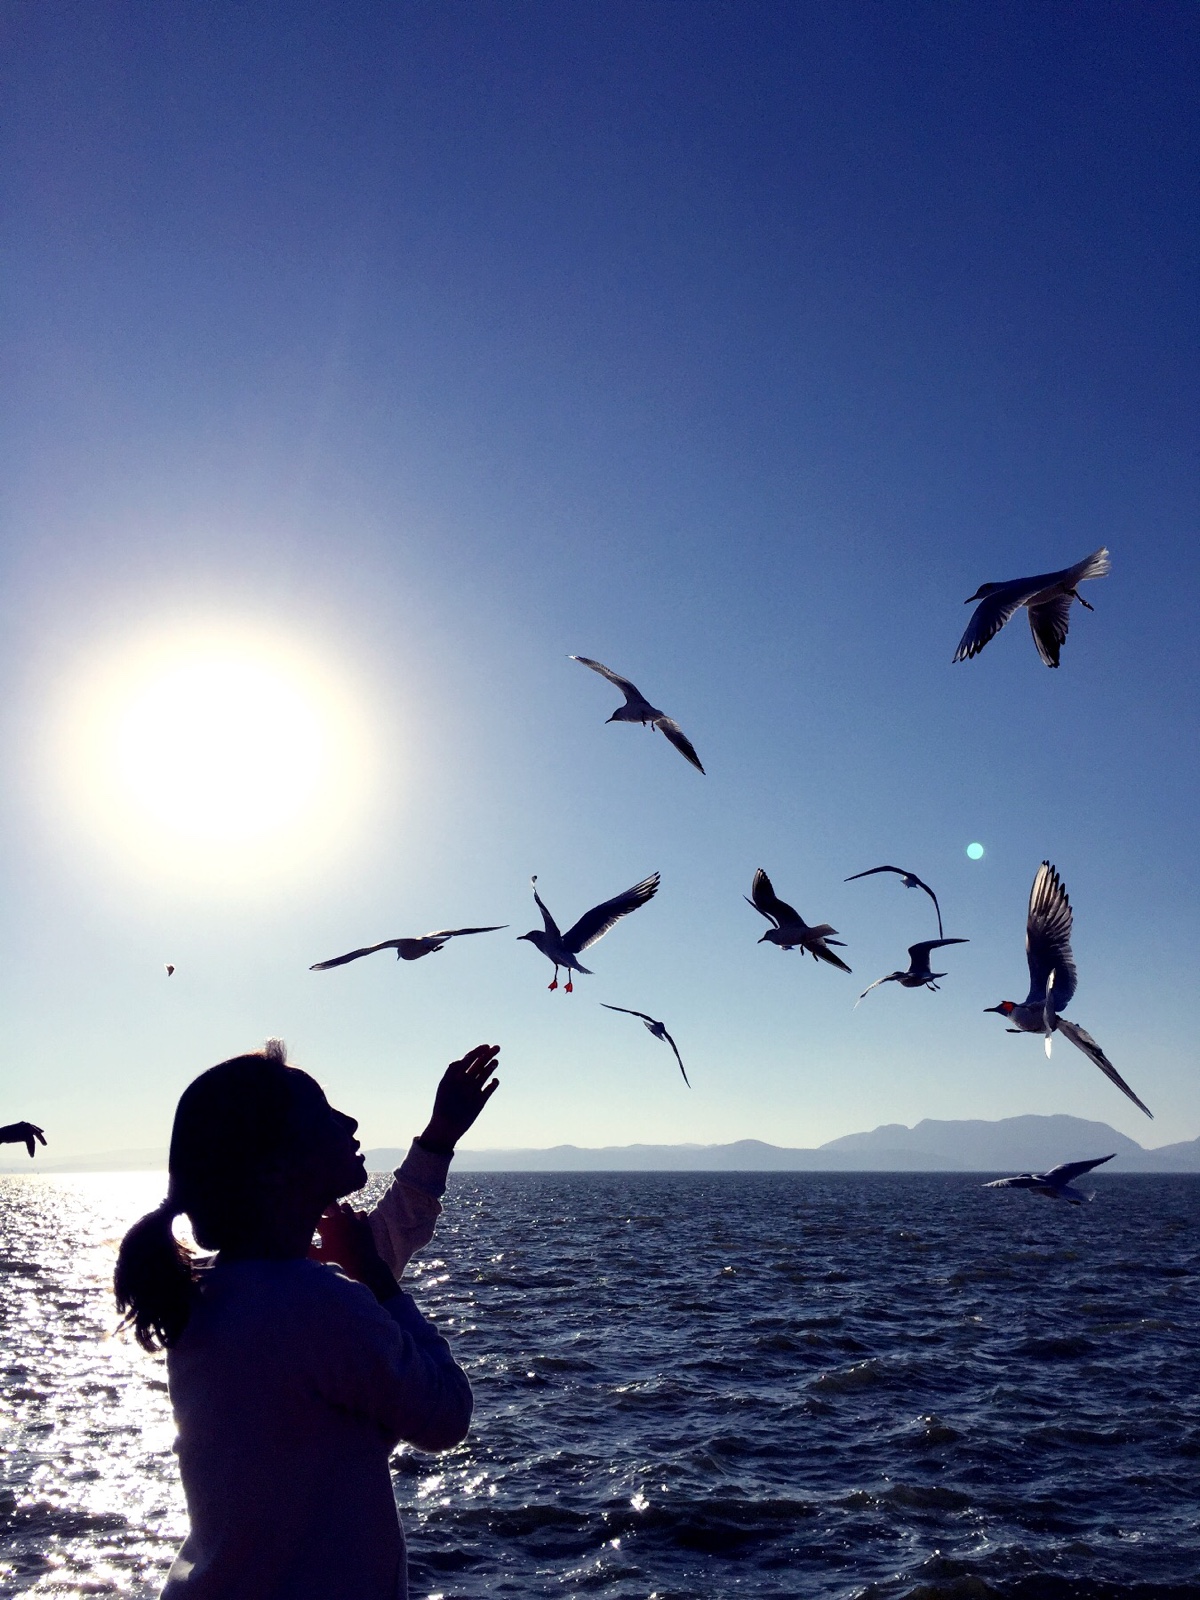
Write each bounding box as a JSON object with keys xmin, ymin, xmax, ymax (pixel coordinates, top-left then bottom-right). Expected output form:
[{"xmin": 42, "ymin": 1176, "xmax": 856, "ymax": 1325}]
[{"xmin": 115, "ymin": 1039, "xmax": 499, "ymax": 1600}]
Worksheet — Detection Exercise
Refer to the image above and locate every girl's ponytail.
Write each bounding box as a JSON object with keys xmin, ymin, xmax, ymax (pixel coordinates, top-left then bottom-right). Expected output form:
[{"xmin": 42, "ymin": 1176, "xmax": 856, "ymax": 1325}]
[{"xmin": 114, "ymin": 1196, "xmax": 196, "ymax": 1351}]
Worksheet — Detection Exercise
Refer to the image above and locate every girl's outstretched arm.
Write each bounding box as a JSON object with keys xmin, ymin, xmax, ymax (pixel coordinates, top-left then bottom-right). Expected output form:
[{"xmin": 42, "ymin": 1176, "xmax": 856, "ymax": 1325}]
[{"xmin": 367, "ymin": 1044, "xmax": 500, "ymax": 1277}]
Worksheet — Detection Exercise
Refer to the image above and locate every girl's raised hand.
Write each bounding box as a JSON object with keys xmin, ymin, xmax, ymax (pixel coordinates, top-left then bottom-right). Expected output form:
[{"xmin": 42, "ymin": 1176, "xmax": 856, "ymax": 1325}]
[{"xmin": 420, "ymin": 1044, "xmax": 501, "ymax": 1154}]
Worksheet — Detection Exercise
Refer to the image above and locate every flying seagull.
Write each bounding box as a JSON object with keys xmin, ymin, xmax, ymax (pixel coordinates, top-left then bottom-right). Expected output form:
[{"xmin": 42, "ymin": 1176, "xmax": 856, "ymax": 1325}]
[
  {"xmin": 601, "ymin": 1004, "xmax": 690, "ymax": 1085},
  {"xmin": 311, "ymin": 926, "xmax": 508, "ymax": 970},
  {"xmin": 165, "ymin": 964, "xmax": 175, "ymax": 976},
  {"xmin": 984, "ymin": 861, "xmax": 1152, "ymax": 1119},
  {"xmin": 569, "ymin": 656, "xmax": 704, "ymax": 773},
  {"xmin": 746, "ymin": 869, "xmax": 851, "ymax": 973},
  {"xmin": 519, "ymin": 873, "xmax": 660, "ymax": 992},
  {"xmin": 953, "ymin": 546, "xmax": 1110, "ymax": 667},
  {"xmin": 984, "ymin": 1153, "xmax": 1115, "ymax": 1205},
  {"xmin": 856, "ymin": 938, "xmax": 968, "ymax": 1005},
  {"xmin": 845, "ymin": 865, "xmax": 944, "ymax": 938}
]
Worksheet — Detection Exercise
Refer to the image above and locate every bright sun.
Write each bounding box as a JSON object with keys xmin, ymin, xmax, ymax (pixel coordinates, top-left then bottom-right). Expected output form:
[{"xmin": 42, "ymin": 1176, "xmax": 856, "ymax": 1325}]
[{"xmin": 55, "ymin": 625, "xmax": 374, "ymax": 888}]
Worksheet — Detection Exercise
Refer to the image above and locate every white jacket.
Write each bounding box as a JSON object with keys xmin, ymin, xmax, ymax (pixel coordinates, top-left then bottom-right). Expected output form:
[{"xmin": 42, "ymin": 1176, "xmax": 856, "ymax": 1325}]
[{"xmin": 161, "ymin": 1142, "xmax": 467, "ymax": 1600}]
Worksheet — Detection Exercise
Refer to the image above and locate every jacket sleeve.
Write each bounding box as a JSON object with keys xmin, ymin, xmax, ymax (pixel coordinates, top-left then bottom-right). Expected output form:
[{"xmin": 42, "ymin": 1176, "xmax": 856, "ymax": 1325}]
[
  {"xmin": 367, "ymin": 1139, "xmax": 452, "ymax": 1280},
  {"xmin": 307, "ymin": 1268, "xmax": 473, "ymax": 1453}
]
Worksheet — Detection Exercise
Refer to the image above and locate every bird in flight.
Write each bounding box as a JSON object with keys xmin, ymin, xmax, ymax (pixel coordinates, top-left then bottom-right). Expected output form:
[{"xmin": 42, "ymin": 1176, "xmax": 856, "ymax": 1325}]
[
  {"xmin": 746, "ymin": 869, "xmax": 851, "ymax": 973},
  {"xmin": 519, "ymin": 873, "xmax": 660, "ymax": 992},
  {"xmin": 165, "ymin": 964, "xmax": 175, "ymax": 976},
  {"xmin": 569, "ymin": 656, "xmax": 705, "ymax": 773},
  {"xmin": 844, "ymin": 865, "xmax": 944, "ymax": 938},
  {"xmin": 983, "ymin": 861, "xmax": 1152, "ymax": 1119},
  {"xmin": 856, "ymin": 938, "xmax": 968, "ymax": 1005},
  {"xmin": 311, "ymin": 926, "xmax": 508, "ymax": 970},
  {"xmin": 953, "ymin": 546, "xmax": 1110, "ymax": 667},
  {"xmin": 984, "ymin": 1153, "xmax": 1115, "ymax": 1205},
  {"xmin": 601, "ymin": 1004, "xmax": 690, "ymax": 1085}
]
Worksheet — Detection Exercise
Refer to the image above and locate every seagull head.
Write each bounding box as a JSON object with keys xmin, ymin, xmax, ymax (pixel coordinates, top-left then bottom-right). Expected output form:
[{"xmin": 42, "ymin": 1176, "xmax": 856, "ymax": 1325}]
[
  {"xmin": 964, "ymin": 581, "xmax": 1004, "ymax": 603},
  {"xmin": 517, "ymin": 930, "xmax": 543, "ymax": 948},
  {"xmin": 984, "ymin": 1001, "xmax": 1016, "ymax": 1016}
]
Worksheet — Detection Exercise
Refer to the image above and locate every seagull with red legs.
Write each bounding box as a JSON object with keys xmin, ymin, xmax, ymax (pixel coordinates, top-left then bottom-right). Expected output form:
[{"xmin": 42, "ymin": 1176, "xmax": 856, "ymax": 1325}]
[
  {"xmin": 518, "ymin": 873, "xmax": 660, "ymax": 992},
  {"xmin": 984, "ymin": 861, "xmax": 1152, "ymax": 1119}
]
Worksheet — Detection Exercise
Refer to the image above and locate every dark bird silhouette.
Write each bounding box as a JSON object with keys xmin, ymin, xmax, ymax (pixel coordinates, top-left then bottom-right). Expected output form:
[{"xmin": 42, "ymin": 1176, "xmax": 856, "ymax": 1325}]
[
  {"xmin": 165, "ymin": 964, "xmax": 175, "ymax": 976},
  {"xmin": 953, "ymin": 547, "xmax": 1110, "ymax": 667},
  {"xmin": 856, "ymin": 939, "xmax": 969, "ymax": 1005},
  {"xmin": 984, "ymin": 1153, "xmax": 1115, "ymax": 1205},
  {"xmin": 845, "ymin": 865, "xmax": 944, "ymax": 938},
  {"xmin": 602, "ymin": 1004, "xmax": 690, "ymax": 1085},
  {"xmin": 0, "ymin": 1121, "xmax": 47, "ymax": 1159},
  {"xmin": 519, "ymin": 873, "xmax": 660, "ymax": 992},
  {"xmin": 569, "ymin": 656, "xmax": 704, "ymax": 773},
  {"xmin": 311, "ymin": 926, "xmax": 507, "ymax": 970},
  {"xmin": 746, "ymin": 869, "xmax": 851, "ymax": 973},
  {"xmin": 983, "ymin": 861, "xmax": 1152, "ymax": 1119}
]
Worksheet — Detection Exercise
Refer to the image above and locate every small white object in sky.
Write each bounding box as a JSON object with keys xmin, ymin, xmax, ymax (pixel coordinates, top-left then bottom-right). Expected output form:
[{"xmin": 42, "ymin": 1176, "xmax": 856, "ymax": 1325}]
[
  {"xmin": 953, "ymin": 547, "xmax": 1110, "ymax": 667},
  {"xmin": 311, "ymin": 927, "xmax": 508, "ymax": 970},
  {"xmin": 569, "ymin": 656, "xmax": 705, "ymax": 773},
  {"xmin": 601, "ymin": 1003, "xmax": 690, "ymax": 1085},
  {"xmin": 966, "ymin": 842, "xmax": 985, "ymax": 860},
  {"xmin": 844, "ymin": 864, "xmax": 944, "ymax": 938},
  {"xmin": 983, "ymin": 1153, "xmax": 1115, "ymax": 1205},
  {"xmin": 746, "ymin": 869, "xmax": 851, "ymax": 973},
  {"xmin": 518, "ymin": 873, "xmax": 660, "ymax": 992},
  {"xmin": 983, "ymin": 861, "xmax": 1152, "ymax": 1119},
  {"xmin": 856, "ymin": 938, "xmax": 969, "ymax": 1005}
]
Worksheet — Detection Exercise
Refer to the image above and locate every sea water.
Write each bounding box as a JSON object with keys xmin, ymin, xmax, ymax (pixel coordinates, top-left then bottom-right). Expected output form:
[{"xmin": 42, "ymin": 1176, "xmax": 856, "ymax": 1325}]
[{"xmin": 1, "ymin": 1170, "xmax": 1198, "ymax": 1598}]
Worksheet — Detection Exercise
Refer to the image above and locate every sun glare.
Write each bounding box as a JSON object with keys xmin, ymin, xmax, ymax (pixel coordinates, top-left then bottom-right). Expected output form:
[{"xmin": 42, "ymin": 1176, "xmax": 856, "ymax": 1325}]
[{"xmin": 54, "ymin": 625, "xmax": 375, "ymax": 889}]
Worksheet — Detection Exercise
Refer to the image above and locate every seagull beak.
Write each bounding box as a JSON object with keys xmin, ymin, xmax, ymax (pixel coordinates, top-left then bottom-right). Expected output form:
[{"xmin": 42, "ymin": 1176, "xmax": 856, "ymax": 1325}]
[{"xmin": 983, "ymin": 1004, "xmax": 1005, "ymax": 1014}]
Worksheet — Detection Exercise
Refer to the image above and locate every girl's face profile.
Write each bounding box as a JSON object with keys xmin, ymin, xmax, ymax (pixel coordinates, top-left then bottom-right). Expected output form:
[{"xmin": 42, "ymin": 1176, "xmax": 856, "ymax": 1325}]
[{"xmin": 285, "ymin": 1073, "xmax": 368, "ymax": 1202}]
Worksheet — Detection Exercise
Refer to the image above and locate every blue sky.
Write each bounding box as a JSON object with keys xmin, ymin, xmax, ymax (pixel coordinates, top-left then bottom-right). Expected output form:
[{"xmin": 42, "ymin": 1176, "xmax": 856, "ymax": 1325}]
[{"xmin": 1, "ymin": 1, "xmax": 1196, "ymax": 1160}]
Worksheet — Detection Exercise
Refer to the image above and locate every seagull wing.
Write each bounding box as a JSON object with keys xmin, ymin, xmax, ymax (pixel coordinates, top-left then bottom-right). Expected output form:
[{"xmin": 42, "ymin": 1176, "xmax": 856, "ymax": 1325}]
[
  {"xmin": 310, "ymin": 940, "xmax": 401, "ymax": 970},
  {"xmin": 813, "ymin": 941, "xmax": 853, "ymax": 975},
  {"xmin": 654, "ymin": 717, "xmax": 705, "ymax": 773},
  {"xmin": 1024, "ymin": 861, "xmax": 1077, "ymax": 1010},
  {"xmin": 530, "ymin": 878, "xmax": 562, "ymax": 941},
  {"xmin": 749, "ymin": 868, "xmax": 801, "ymax": 929},
  {"xmin": 845, "ymin": 865, "xmax": 943, "ymax": 937},
  {"xmin": 601, "ymin": 1003, "xmax": 656, "ymax": 1024},
  {"xmin": 983, "ymin": 1174, "xmax": 1039, "ymax": 1189},
  {"xmin": 1053, "ymin": 1015, "xmax": 1153, "ymax": 1119},
  {"xmin": 907, "ymin": 937, "xmax": 969, "ymax": 968},
  {"xmin": 659, "ymin": 1026, "xmax": 690, "ymax": 1087},
  {"xmin": 855, "ymin": 974, "xmax": 895, "ymax": 1005},
  {"xmin": 954, "ymin": 577, "xmax": 1043, "ymax": 662},
  {"xmin": 570, "ymin": 655, "xmax": 648, "ymax": 709},
  {"xmin": 1027, "ymin": 593, "xmax": 1075, "ymax": 668},
  {"xmin": 1041, "ymin": 1153, "xmax": 1117, "ymax": 1185},
  {"xmin": 424, "ymin": 926, "xmax": 508, "ymax": 939},
  {"xmin": 564, "ymin": 873, "xmax": 661, "ymax": 953}
]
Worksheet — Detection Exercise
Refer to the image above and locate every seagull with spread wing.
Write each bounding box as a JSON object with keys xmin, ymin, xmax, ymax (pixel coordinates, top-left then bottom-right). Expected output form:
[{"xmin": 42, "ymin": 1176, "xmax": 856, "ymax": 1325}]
[
  {"xmin": 602, "ymin": 1005, "xmax": 690, "ymax": 1085},
  {"xmin": 569, "ymin": 656, "xmax": 705, "ymax": 773},
  {"xmin": 746, "ymin": 869, "xmax": 851, "ymax": 973},
  {"xmin": 519, "ymin": 873, "xmax": 660, "ymax": 992},
  {"xmin": 984, "ymin": 1153, "xmax": 1115, "ymax": 1205},
  {"xmin": 984, "ymin": 861, "xmax": 1152, "ymax": 1119},
  {"xmin": 953, "ymin": 546, "xmax": 1110, "ymax": 667},
  {"xmin": 311, "ymin": 925, "xmax": 508, "ymax": 970},
  {"xmin": 845, "ymin": 864, "xmax": 944, "ymax": 938},
  {"xmin": 856, "ymin": 938, "xmax": 968, "ymax": 1005}
]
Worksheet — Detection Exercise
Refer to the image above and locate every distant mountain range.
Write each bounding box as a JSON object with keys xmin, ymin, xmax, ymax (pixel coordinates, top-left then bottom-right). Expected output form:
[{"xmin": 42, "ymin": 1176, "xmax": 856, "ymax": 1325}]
[{"xmin": 5, "ymin": 1116, "xmax": 1198, "ymax": 1175}]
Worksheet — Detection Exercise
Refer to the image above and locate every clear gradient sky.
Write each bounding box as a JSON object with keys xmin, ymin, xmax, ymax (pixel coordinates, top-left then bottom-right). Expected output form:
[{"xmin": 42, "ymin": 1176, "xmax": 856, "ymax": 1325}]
[{"xmin": 1, "ymin": 2, "xmax": 1197, "ymax": 1160}]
